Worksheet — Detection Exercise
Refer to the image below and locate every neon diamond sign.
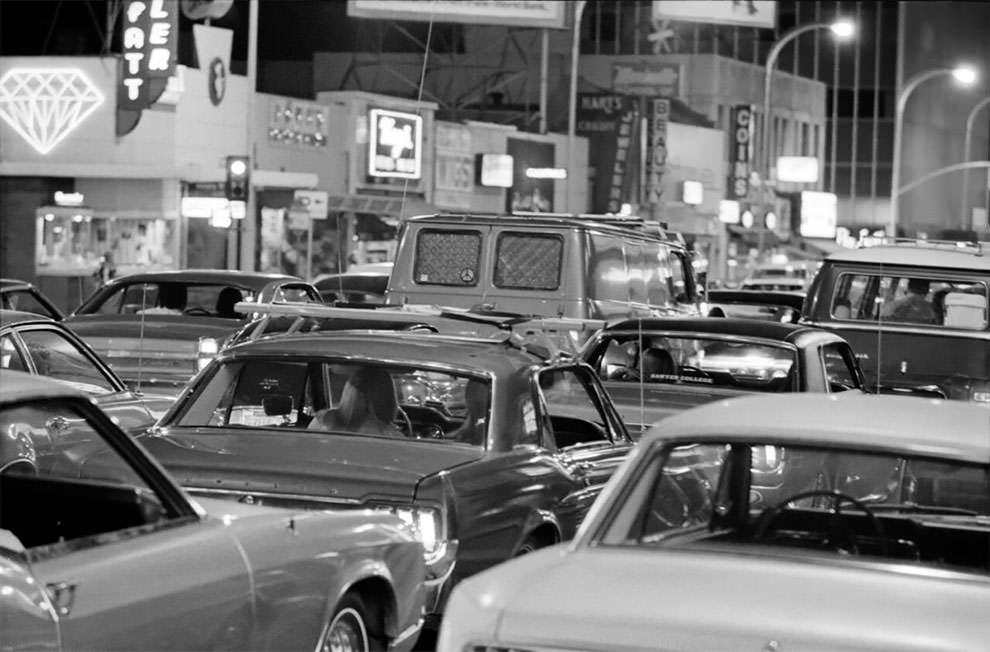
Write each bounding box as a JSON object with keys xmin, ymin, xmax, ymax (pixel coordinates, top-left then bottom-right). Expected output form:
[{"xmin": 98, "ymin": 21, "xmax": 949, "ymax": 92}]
[{"xmin": 0, "ymin": 68, "xmax": 105, "ymax": 155}]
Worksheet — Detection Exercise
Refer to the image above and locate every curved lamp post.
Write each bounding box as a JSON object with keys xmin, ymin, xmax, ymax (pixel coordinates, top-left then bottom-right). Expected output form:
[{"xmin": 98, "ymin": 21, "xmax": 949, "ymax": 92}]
[
  {"xmin": 960, "ymin": 95, "xmax": 990, "ymax": 225},
  {"xmin": 889, "ymin": 64, "xmax": 978, "ymax": 235},
  {"xmin": 761, "ymin": 19, "xmax": 855, "ymax": 188}
]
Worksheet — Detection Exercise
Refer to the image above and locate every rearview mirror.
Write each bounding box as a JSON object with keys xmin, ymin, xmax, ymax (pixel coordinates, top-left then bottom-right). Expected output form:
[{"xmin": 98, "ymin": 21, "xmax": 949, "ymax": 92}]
[{"xmin": 262, "ymin": 394, "xmax": 294, "ymax": 417}]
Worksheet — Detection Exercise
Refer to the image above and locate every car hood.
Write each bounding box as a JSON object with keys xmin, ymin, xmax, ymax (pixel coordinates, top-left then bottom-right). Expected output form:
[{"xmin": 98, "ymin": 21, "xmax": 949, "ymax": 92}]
[
  {"xmin": 461, "ymin": 546, "xmax": 990, "ymax": 651},
  {"xmin": 141, "ymin": 427, "xmax": 483, "ymax": 503},
  {"xmin": 603, "ymin": 382, "xmax": 752, "ymax": 435},
  {"xmin": 65, "ymin": 314, "xmax": 238, "ymax": 341}
]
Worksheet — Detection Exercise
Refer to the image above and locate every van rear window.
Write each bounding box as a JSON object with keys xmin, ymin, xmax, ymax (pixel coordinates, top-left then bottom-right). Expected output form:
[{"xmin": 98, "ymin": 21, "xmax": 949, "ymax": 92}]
[
  {"xmin": 414, "ymin": 229, "xmax": 482, "ymax": 286},
  {"xmin": 494, "ymin": 232, "xmax": 563, "ymax": 290}
]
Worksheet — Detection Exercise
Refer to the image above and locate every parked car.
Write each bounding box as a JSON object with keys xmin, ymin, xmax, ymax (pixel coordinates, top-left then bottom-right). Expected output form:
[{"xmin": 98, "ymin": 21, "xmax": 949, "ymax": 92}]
[
  {"xmin": 802, "ymin": 239, "xmax": 990, "ymax": 402},
  {"xmin": 140, "ymin": 326, "xmax": 633, "ymax": 631},
  {"xmin": 579, "ymin": 317, "xmax": 865, "ymax": 435},
  {"xmin": 0, "ymin": 278, "xmax": 63, "ymax": 320},
  {"xmin": 439, "ymin": 392, "xmax": 990, "ymax": 652},
  {"xmin": 0, "ymin": 370, "xmax": 426, "ymax": 652},
  {"xmin": 313, "ymin": 269, "xmax": 390, "ymax": 306},
  {"xmin": 706, "ymin": 288, "xmax": 805, "ymax": 322},
  {"xmin": 1, "ymin": 309, "xmax": 172, "ymax": 430},
  {"xmin": 63, "ymin": 270, "xmax": 321, "ymax": 390},
  {"xmin": 385, "ymin": 213, "xmax": 703, "ymax": 321}
]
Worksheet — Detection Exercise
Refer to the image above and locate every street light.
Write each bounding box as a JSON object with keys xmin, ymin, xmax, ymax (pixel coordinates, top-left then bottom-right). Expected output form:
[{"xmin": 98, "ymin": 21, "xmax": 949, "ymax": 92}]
[
  {"xmin": 960, "ymin": 94, "xmax": 990, "ymax": 225},
  {"xmin": 761, "ymin": 19, "xmax": 855, "ymax": 189},
  {"xmin": 890, "ymin": 64, "xmax": 978, "ymax": 235}
]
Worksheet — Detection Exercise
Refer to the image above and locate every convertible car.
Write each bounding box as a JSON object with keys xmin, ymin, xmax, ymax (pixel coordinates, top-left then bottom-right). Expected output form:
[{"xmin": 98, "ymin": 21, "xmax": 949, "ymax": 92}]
[
  {"xmin": 1, "ymin": 309, "xmax": 172, "ymax": 430},
  {"xmin": 140, "ymin": 324, "xmax": 633, "ymax": 633},
  {"xmin": 580, "ymin": 317, "xmax": 866, "ymax": 435},
  {"xmin": 0, "ymin": 371, "xmax": 425, "ymax": 652},
  {"xmin": 439, "ymin": 393, "xmax": 990, "ymax": 652},
  {"xmin": 63, "ymin": 270, "xmax": 321, "ymax": 391}
]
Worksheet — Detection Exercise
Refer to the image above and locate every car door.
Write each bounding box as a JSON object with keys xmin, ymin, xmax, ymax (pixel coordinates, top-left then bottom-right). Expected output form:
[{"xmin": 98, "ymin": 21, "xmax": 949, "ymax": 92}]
[{"xmin": 1, "ymin": 398, "xmax": 253, "ymax": 651}]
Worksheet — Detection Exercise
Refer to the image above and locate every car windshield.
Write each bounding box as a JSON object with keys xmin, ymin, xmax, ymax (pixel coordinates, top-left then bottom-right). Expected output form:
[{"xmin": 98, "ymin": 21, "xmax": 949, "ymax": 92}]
[
  {"xmin": 81, "ymin": 283, "xmax": 258, "ymax": 319},
  {"xmin": 170, "ymin": 358, "xmax": 491, "ymax": 447},
  {"xmin": 599, "ymin": 442, "xmax": 990, "ymax": 573},
  {"xmin": 590, "ymin": 334, "xmax": 797, "ymax": 391}
]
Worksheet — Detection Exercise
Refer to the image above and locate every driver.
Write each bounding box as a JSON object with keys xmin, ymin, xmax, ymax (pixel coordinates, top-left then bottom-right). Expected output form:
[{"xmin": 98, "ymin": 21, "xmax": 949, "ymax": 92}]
[{"xmin": 309, "ymin": 367, "xmax": 403, "ymax": 438}]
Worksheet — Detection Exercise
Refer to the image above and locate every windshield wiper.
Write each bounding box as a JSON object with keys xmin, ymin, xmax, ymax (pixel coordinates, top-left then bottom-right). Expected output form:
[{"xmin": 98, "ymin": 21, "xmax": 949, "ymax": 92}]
[{"xmin": 863, "ymin": 502, "xmax": 980, "ymax": 516}]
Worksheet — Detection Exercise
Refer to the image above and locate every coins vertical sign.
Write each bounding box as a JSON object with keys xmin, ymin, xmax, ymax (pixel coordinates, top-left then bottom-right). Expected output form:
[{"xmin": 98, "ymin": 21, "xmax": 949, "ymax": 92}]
[
  {"xmin": 646, "ymin": 98, "xmax": 670, "ymax": 206},
  {"xmin": 728, "ymin": 104, "xmax": 753, "ymax": 199}
]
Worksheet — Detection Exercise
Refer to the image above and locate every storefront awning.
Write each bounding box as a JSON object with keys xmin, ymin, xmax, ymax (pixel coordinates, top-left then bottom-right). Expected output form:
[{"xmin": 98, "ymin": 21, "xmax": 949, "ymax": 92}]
[{"xmin": 327, "ymin": 194, "xmax": 441, "ymax": 219}]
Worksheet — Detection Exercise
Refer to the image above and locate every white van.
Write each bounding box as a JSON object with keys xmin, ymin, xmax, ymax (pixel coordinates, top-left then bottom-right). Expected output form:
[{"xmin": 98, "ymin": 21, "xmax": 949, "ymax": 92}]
[{"xmin": 384, "ymin": 213, "xmax": 703, "ymax": 320}]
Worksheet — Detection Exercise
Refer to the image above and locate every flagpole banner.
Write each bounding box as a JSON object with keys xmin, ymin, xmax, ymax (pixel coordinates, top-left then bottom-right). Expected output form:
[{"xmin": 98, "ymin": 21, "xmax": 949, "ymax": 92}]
[
  {"xmin": 347, "ymin": 0, "xmax": 568, "ymax": 28},
  {"xmin": 652, "ymin": 1, "xmax": 777, "ymax": 28}
]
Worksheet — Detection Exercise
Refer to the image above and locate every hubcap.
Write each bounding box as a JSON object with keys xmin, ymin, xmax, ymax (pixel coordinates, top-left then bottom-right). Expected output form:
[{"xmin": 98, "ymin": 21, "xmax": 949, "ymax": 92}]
[{"xmin": 321, "ymin": 607, "xmax": 368, "ymax": 652}]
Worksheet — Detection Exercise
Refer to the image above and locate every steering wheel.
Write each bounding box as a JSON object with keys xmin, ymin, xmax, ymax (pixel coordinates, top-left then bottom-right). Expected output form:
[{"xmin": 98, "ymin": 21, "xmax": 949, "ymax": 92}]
[
  {"xmin": 182, "ymin": 307, "xmax": 212, "ymax": 316},
  {"xmin": 394, "ymin": 407, "xmax": 414, "ymax": 438},
  {"xmin": 753, "ymin": 489, "xmax": 889, "ymax": 556}
]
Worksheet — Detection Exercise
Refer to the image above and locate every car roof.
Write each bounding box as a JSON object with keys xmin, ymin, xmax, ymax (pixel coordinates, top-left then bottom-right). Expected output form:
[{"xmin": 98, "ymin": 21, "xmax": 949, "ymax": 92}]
[
  {"xmin": 0, "ymin": 308, "xmax": 56, "ymax": 327},
  {"xmin": 646, "ymin": 393, "xmax": 990, "ymax": 464},
  {"xmin": 405, "ymin": 213, "xmax": 684, "ymax": 245},
  {"xmin": 104, "ymin": 269, "xmax": 304, "ymax": 289},
  {"xmin": 0, "ymin": 369, "xmax": 84, "ymax": 404},
  {"xmin": 224, "ymin": 330, "xmax": 546, "ymax": 372},
  {"xmin": 602, "ymin": 317, "xmax": 818, "ymax": 342},
  {"xmin": 825, "ymin": 245, "xmax": 990, "ymax": 272}
]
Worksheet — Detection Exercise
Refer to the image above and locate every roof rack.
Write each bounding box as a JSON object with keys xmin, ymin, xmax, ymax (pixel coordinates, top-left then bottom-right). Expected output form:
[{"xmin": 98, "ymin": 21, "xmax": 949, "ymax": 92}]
[
  {"xmin": 231, "ymin": 301, "xmax": 605, "ymax": 356},
  {"xmin": 857, "ymin": 236, "xmax": 985, "ymax": 256}
]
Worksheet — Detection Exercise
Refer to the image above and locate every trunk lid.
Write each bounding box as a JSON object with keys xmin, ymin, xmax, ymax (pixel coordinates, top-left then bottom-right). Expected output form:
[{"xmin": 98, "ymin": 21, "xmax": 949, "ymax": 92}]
[{"xmin": 603, "ymin": 381, "xmax": 753, "ymax": 437}]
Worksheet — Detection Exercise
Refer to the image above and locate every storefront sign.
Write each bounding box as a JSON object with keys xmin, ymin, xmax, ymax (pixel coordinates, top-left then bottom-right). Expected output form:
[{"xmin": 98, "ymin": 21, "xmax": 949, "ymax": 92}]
[
  {"xmin": 576, "ymin": 92, "xmax": 639, "ymax": 214},
  {"xmin": 612, "ymin": 62, "xmax": 682, "ymax": 98},
  {"xmin": 294, "ymin": 189, "xmax": 329, "ymax": 219},
  {"xmin": 477, "ymin": 154, "xmax": 513, "ymax": 188},
  {"xmin": 507, "ymin": 138, "xmax": 555, "ymax": 213},
  {"xmin": 653, "ymin": 0, "xmax": 777, "ymax": 28},
  {"xmin": 719, "ymin": 199, "xmax": 741, "ymax": 224},
  {"xmin": 647, "ymin": 98, "xmax": 670, "ymax": 206},
  {"xmin": 269, "ymin": 98, "xmax": 329, "ymax": 148},
  {"xmin": 728, "ymin": 104, "xmax": 753, "ymax": 200},
  {"xmin": 54, "ymin": 191, "xmax": 85, "ymax": 206},
  {"xmin": 776, "ymin": 155, "xmax": 820, "ymax": 183},
  {"xmin": 0, "ymin": 68, "xmax": 105, "ymax": 155},
  {"xmin": 368, "ymin": 108, "xmax": 422, "ymax": 179},
  {"xmin": 681, "ymin": 181, "xmax": 703, "ymax": 205},
  {"xmin": 434, "ymin": 122, "xmax": 473, "ymax": 209},
  {"xmin": 525, "ymin": 167, "xmax": 567, "ymax": 179},
  {"xmin": 117, "ymin": 0, "xmax": 179, "ymax": 136},
  {"xmin": 347, "ymin": 0, "xmax": 567, "ymax": 28},
  {"xmin": 799, "ymin": 191, "xmax": 838, "ymax": 239}
]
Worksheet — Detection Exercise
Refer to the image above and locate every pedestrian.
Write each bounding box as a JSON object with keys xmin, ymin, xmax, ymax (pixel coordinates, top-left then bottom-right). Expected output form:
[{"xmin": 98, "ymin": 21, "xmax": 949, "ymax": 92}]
[{"xmin": 93, "ymin": 251, "xmax": 116, "ymax": 286}]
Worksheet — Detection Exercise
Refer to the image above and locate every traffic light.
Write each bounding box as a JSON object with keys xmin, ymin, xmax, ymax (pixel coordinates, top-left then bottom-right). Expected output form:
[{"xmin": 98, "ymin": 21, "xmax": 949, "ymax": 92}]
[{"xmin": 225, "ymin": 155, "xmax": 250, "ymax": 202}]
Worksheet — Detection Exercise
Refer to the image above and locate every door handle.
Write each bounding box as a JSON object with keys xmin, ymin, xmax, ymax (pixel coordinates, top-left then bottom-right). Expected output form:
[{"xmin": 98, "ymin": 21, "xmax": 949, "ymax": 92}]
[{"xmin": 46, "ymin": 581, "xmax": 78, "ymax": 616}]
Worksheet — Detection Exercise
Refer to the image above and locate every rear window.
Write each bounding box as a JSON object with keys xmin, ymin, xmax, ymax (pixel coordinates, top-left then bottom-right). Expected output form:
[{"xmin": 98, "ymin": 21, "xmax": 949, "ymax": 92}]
[
  {"xmin": 830, "ymin": 272, "xmax": 989, "ymax": 330},
  {"xmin": 494, "ymin": 232, "xmax": 563, "ymax": 290},
  {"xmin": 414, "ymin": 229, "xmax": 482, "ymax": 286}
]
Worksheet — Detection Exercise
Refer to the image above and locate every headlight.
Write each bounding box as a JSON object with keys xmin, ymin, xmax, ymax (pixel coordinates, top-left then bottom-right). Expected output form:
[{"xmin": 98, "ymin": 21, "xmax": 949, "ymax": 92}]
[{"xmin": 374, "ymin": 504, "xmax": 444, "ymax": 563}]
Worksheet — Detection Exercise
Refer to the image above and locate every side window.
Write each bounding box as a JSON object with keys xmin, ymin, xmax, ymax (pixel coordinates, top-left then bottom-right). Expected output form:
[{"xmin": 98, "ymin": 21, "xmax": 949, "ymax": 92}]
[
  {"xmin": 6, "ymin": 290, "xmax": 56, "ymax": 318},
  {"xmin": 494, "ymin": 232, "xmax": 563, "ymax": 290},
  {"xmin": 537, "ymin": 367, "xmax": 611, "ymax": 449},
  {"xmin": 118, "ymin": 283, "xmax": 159, "ymax": 314},
  {"xmin": 0, "ymin": 400, "xmax": 169, "ymax": 550},
  {"xmin": 1, "ymin": 334, "xmax": 28, "ymax": 371},
  {"xmin": 668, "ymin": 251, "xmax": 691, "ymax": 304},
  {"xmin": 18, "ymin": 329, "xmax": 116, "ymax": 394},
  {"xmin": 589, "ymin": 234, "xmax": 628, "ymax": 309},
  {"xmin": 517, "ymin": 396, "xmax": 540, "ymax": 448},
  {"xmin": 625, "ymin": 243, "xmax": 648, "ymax": 305},
  {"xmin": 413, "ymin": 229, "xmax": 482, "ymax": 286},
  {"xmin": 643, "ymin": 243, "xmax": 671, "ymax": 307},
  {"xmin": 822, "ymin": 343, "xmax": 859, "ymax": 392}
]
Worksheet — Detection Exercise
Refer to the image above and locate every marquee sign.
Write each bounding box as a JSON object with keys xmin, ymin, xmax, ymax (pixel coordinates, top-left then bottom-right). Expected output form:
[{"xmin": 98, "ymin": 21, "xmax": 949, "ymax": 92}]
[
  {"xmin": 117, "ymin": 0, "xmax": 179, "ymax": 136},
  {"xmin": 368, "ymin": 108, "xmax": 422, "ymax": 180},
  {"xmin": 0, "ymin": 68, "xmax": 105, "ymax": 155}
]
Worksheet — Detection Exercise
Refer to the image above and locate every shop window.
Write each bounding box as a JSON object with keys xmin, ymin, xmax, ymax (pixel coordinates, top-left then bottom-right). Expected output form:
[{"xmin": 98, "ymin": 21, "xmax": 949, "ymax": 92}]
[{"xmin": 494, "ymin": 232, "xmax": 562, "ymax": 291}]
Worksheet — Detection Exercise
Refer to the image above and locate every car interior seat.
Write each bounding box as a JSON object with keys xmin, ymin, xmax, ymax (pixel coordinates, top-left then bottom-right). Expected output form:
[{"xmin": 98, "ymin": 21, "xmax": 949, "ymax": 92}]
[
  {"xmin": 640, "ymin": 347, "xmax": 677, "ymax": 381},
  {"xmin": 943, "ymin": 292, "xmax": 987, "ymax": 329}
]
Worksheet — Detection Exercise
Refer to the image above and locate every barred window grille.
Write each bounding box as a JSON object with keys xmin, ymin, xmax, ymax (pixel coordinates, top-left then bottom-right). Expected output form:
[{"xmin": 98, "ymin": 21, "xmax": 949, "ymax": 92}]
[
  {"xmin": 413, "ymin": 229, "xmax": 482, "ymax": 286},
  {"xmin": 494, "ymin": 233, "xmax": 563, "ymax": 291}
]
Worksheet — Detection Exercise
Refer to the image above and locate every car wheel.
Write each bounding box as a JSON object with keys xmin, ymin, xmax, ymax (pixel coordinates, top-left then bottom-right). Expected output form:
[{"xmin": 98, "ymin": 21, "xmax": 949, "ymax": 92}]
[
  {"xmin": 317, "ymin": 593, "xmax": 384, "ymax": 652},
  {"xmin": 514, "ymin": 535, "xmax": 540, "ymax": 557}
]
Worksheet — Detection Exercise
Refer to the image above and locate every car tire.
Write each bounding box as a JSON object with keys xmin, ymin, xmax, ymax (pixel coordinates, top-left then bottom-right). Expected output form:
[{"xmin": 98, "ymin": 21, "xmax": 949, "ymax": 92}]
[
  {"xmin": 317, "ymin": 593, "xmax": 385, "ymax": 652},
  {"xmin": 514, "ymin": 535, "xmax": 541, "ymax": 557}
]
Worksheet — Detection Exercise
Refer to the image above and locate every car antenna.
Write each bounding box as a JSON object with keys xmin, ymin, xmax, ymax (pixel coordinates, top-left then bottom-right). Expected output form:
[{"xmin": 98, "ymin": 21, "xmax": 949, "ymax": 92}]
[
  {"xmin": 875, "ymin": 265, "xmax": 885, "ymax": 394},
  {"xmin": 136, "ymin": 282, "xmax": 148, "ymax": 394},
  {"xmin": 638, "ymin": 317, "xmax": 646, "ymax": 436}
]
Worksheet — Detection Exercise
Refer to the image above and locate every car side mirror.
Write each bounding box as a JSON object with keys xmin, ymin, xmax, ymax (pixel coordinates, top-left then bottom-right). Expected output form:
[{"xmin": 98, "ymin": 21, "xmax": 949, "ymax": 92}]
[{"xmin": 262, "ymin": 394, "xmax": 294, "ymax": 417}]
